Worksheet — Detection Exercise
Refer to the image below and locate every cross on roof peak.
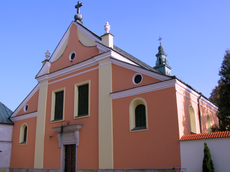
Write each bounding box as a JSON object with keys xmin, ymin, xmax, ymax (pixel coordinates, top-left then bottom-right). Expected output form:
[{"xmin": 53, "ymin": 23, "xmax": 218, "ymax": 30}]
[
  {"xmin": 74, "ymin": 1, "xmax": 83, "ymax": 22},
  {"xmin": 75, "ymin": 1, "xmax": 83, "ymax": 14},
  {"xmin": 158, "ymin": 36, "xmax": 162, "ymax": 46}
]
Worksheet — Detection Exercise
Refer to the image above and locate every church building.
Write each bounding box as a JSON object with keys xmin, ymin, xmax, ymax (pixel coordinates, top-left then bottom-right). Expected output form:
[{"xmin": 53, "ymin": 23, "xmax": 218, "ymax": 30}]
[{"xmin": 7, "ymin": 2, "xmax": 218, "ymax": 172}]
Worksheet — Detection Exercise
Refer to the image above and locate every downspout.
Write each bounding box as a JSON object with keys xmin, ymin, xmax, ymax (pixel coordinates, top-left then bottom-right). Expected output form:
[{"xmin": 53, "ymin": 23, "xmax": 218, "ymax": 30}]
[{"xmin": 198, "ymin": 93, "xmax": 202, "ymax": 133}]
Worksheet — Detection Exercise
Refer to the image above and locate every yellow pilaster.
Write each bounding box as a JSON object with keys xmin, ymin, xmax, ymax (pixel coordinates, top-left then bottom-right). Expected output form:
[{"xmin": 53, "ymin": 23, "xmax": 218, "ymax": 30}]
[
  {"xmin": 34, "ymin": 81, "xmax": 48, "ymax": 168},
  {"xmin": 98, "ymin": 59, "xmax": 113, "ymax": 169}
]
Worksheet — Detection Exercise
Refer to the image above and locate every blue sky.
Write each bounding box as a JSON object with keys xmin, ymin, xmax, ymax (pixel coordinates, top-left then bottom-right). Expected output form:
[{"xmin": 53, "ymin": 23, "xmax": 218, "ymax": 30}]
[{"xmin": 0, "ymin": 1, "xmax": 229, "ymax": 111}]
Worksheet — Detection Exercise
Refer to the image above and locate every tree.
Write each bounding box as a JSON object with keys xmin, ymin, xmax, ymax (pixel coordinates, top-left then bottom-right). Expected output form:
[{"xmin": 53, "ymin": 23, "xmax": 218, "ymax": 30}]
[
  {"xmin": 209, "ymin": 50, "xmax": 230, "ymax": 131},
  {"xmin": 202, "ymin": 142, "xmax": 215, "ymax": 172}
]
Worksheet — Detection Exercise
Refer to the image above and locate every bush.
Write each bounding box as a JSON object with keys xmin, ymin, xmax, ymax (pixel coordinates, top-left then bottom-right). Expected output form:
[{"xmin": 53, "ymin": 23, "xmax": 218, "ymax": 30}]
[{"xmin": 202, "ymin": 142, "xmax": 215, "ymax": 172}]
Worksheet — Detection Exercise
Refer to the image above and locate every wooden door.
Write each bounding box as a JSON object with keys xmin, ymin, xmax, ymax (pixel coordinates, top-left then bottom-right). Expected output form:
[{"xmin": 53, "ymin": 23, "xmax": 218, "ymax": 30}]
[{"xmin": 65, "ymin": 144, "xmax": 76, "ymax": 172}]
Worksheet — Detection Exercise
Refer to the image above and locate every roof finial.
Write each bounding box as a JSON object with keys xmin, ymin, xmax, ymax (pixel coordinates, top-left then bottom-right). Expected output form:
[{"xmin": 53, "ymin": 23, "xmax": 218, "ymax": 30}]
[
  {"xmin": 74, "ymin": 1, "xmax": 83, "ymax": 23},
  {"xmin": 45, "ymin": 50, "xmax": 50, "ymax": 60},
  {"xmin": 104, "ymin": 22, "xmax": 111, "ymax": 34},
  {"xmin": 158, "ymin": 36, "xmax": 162, "ymax": 46}
]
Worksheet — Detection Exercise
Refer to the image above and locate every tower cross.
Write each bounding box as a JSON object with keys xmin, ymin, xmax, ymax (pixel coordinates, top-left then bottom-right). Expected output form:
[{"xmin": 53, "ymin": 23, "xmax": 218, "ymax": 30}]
[
  {"xmin": 158, "ymin": 36, "xmax": 162, "ymax": 46},
  {"xmin": 75, "ymin": 1, "xmax": 83, "ymax": 14}
]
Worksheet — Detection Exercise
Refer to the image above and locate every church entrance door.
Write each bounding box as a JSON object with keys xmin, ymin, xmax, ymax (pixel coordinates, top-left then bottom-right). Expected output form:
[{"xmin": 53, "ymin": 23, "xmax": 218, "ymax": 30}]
[{"xmin": 65, "ymin": 144, "xmax": 76, "ymax": 172}]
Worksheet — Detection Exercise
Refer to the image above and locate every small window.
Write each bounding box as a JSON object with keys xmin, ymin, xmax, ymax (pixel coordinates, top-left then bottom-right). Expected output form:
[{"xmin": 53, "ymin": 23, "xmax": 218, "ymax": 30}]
[
  {"xmin": 54, "ymin": 91, "xmax": 64, "ymax": 120},
  {"xmin": 135, "ymin": 104, "xmax": 146, "ymax": 129},
  {"xmin": 20, "ymin": 124, "xmax": 28, "ymax": 144},
  {"xmin": 74, "ymin": 81, "xmax": 90, "ymax": 118},
  {"xmin": 207, "ymin": 114, "xmax": 212, "ymax": 133},
  {"xmin": 51, "ymin": 88, "xmax": 65, "ymax": 122},
  {"xmin": 78, "ymin": 84, "xmax": 89, "ymax": 116},
  {"xmin": 24, "ymin": 104, "xmax": 29, "ymax": 112},
  {"xmin": 159, "ymin": 58, "xmax": 162, "ymax": 64},
  {"xmin": 129, "ymin": 98, "xmax": 148, "ymax": 131},
  {"xmin": 189, "ymin": 105, "xmax": 197, "ymax": 134},
  {"xmin": 69, "ymin": 52, "xmax": 76, "ymax": 61},
  {"xmin": 133, "ymin": 73, "xmax": 143, "ymax": 85}
]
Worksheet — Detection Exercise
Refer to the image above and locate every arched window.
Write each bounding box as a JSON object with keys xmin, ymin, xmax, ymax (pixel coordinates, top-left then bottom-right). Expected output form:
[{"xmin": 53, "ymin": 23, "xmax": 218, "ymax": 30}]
[
  {"xmin": 129, "ymin": 98, "xmax": 148, "ymax": 131},
  {"xmin": 20, "ymin": 124, "xmax": 28, "ymax": 144},
  {"xmin": 207, "ymin": 114, "xmax": 212, "ymax": 133},
  {"xmin": 189, "ymin": 105, "xmax": 197, "ymax": 134},
  {"xmin": 135, "ymin": 104, "xmax": 146, "ymax": 128},
  {"xmin": 159, "ymin": 58, "xmax": 162, "ymax": 64}
]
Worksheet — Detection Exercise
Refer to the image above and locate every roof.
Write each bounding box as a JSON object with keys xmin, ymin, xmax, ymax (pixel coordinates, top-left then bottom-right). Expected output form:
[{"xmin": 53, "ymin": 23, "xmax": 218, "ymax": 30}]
[
  {"xmin": 180, "ymin": 131, "xmax": 230, "ymax": 141},
  {"xmin": 0, "ymin": 102, "xmax": 13, "ymax": 124},
  {"xmin": 113, "ymin": 45, "xmax": 161, "ymax": 73}
]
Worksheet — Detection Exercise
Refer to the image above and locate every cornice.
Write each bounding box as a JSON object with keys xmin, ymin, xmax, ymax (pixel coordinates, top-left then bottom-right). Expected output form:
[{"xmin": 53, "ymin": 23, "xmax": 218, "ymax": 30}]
[
  {"xmin": 36, "ymin": 58, "xmax": 98, "ymax": 83},
  {"xmin": 36, "ymin": 61, "xmax": 51, "ymax": 78},
  {"xmin": 175, "ymin": 80, "xmax": 218, "ymax": 112},
  {"xmin": 95, "ymin": 41, "xmax": 110, "ymax": 53},
  {"xmin": 200, "ymin": 97, "xmax": 218, "ymax": 111},
  {"xmin": 111, "ymin": 58, "xmax": 170, "ymax": 81},
  {"xmin": 175, "ymin": 80, "xmax": 200, "ymax": 100},
  {"xmin": 49, "ymin": 25, "xmax": 71, "ymax": 63},
  {"xmin": 110, "ymin": 79, "xmax": 176, "ymax": 99},
  {"xmin": 36, "ymin": 52, "xmax": 115, "ymax": 84},
  {"xmin": 53, "ymin": 124, "xmax": 83, "ymax": 133},
  {"xmin": 11, "ymin": 112, "xmax": 37, "ymax": 122}
]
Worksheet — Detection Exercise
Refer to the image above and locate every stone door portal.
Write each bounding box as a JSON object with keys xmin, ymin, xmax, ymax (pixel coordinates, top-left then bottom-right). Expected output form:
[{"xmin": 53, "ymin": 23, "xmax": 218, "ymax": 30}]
[{"xmin": 65, "ymin": 144, "xmax": 76, "ymax": 172}]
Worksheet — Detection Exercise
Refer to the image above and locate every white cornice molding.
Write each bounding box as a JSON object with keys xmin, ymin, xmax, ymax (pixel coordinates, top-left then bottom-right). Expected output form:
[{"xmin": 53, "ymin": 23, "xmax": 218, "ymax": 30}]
[
  {"xmin": 176, "ymin": 90, "xmax": 198, "ymax": 105},
  {"xmin": 95, "ymin": 42, "xmax": 110, "ymax": 53},
  {"xmin": 110, "ymin": 51, "xmax": 138, "ymax": 66},
  {"xmin": 11, "ymin": 112, "xmax": 37, "ymax": 122},
  {"xmin": 111, "ymin": 79, "xmax": 176, "ymax": 99},
  {"xmin": 36, "ymin": 61, "xmax": 51, "ymax": 78},
  {"xmin": 74, "ymin": 22, "xmax": 101, "ymax": 43},
  {"xmin": 46, "ymin": 66, "xmax": 98, "ymax": 86},
  {"xmin": 111, "ymin": 58, "xmax": 169, "ymax": 81},
  {"xmin": 175, "ymin": 80, "xmax": 218, "ymax": 112},
  {"xmin": 175, "ymin": 80, "xmax": 200, "ymax": 100},
  {"xmin": 37, "ymin": 51, "xmax": 115, "ymax": 83},
  {"xmin": 49, "ymin": 25, "xmax": 71, "ymax": 63},
  {"xmin": 36, "ymin": 58, "xmax": 98, "ymax": 82},
  {"xmin": 11, "ymin": 84, "xmax": 39, "ymax": 118},
  {"xmin": 200, "ymin": 97, "xmax": 218, "ymax": 111}
]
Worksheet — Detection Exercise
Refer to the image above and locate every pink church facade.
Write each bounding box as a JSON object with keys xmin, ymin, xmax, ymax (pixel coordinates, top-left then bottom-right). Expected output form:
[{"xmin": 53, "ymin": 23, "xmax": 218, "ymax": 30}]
[{"xmin": 3, "ymin": 4, "xmax": 219, "ymax": 172}]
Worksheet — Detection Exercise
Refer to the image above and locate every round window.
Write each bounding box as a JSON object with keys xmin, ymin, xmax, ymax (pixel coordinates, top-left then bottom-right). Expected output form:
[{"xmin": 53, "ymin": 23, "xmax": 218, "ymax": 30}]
[
  {"xmin": 69, "ymin": 52, "xmax": 76, "ymax": 61},
  {"xmin": 133, "ymin": 74, "xmax": 143, "ymax": 85},
  {"xmin": 24, "ymin": 104, "xmax": 29, "ymax": 112}
]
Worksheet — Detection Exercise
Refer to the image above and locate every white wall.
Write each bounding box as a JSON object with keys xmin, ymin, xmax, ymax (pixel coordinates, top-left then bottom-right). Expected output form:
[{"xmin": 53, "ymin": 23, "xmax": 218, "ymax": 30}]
[
  {"xmin": 180, "ymin": 137, "xmax": 230, "ymax": 172},
  {"xmin": 0, "ymin": 124, "xmax": 13, "ymax": 168}
]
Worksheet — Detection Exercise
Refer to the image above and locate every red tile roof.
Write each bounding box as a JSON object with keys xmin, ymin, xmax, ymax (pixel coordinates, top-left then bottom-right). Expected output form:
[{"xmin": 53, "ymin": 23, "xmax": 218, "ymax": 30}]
[{"xmin": 180, "ymin": 131, "xmax": 230, "ymax": 141}]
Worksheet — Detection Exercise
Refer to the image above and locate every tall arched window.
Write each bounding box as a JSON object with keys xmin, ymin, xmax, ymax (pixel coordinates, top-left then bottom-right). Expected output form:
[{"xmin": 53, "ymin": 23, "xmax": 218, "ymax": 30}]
[
  {"xmin": 189, "ymin": 105, "xmax": 197, "ymax": 134},
  {"xmin": 207, "ymin": 114, "xmax": 212, "ymax": 133},
  {"xmin": 20, "ymin": 123, "xmax": 28, "ymax": 144},
  {"xmin": 129, "ymin": 98, "xmax": 148, "ymax": 131},
  {"xmin": 135, "ymin": 104, "xmax": 146, "ymax": 128}
]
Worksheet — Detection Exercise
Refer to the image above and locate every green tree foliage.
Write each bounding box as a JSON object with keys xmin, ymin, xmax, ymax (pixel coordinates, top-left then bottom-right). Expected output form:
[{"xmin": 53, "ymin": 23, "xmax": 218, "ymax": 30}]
[
  {"xmin": 202, "ymin": 142, "xmax": 215, "ymax": 172},
  {"xmin": 209, "ymin": 50, "xmax": 230, "ymax": 131}
]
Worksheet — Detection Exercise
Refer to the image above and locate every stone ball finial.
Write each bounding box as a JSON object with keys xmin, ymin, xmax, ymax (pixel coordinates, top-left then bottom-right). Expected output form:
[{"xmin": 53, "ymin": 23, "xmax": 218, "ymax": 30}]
[
  {"xmin": 45, "ymin": 50, "xmax": 50, "ymax": 59},
  {"xmin": 104, "ymin": 22, "xmax": 110, "ymax": 34},
  {"xmin": 74, "ymin": 13, "xmax": 83, "ymax": 22}
]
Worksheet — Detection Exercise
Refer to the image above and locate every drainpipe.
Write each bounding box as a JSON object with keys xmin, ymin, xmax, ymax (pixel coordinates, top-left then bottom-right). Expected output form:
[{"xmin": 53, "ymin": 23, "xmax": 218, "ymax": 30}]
[{"xmin": 198, "ymin": 93, "xmax": 202, "ymax": 133}]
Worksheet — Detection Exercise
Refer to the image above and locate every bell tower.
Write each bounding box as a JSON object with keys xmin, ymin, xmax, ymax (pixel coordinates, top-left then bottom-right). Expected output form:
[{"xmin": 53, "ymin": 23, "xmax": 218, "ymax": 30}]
[{"xmin": 154, "ymin": 37, "xmax": 171, "ymax": 76}]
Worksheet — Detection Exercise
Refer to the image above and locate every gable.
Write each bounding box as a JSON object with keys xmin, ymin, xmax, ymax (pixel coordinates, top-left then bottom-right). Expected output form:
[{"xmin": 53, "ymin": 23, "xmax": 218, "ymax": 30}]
[{"xmin": 49, "ymin": 23, "xmax": 99, "ymax": 73}]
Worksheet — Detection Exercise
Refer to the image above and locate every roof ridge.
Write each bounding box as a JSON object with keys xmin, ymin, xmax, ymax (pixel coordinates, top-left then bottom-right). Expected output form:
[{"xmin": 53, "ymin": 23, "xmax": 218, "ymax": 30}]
[
  {"xmin": 180, "ymin": 131, "xmax": 230, "ymax": 141},
  {"xmin": 113, "ymin": 45, "xmax": 161, "ymax": 73}
]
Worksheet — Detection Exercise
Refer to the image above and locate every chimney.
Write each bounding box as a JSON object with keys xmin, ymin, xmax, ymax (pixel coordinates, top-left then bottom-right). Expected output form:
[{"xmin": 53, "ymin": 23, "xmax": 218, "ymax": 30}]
[{"xmin": 101, "ymin": 22, "xmax": 114, "ymax": 48}]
